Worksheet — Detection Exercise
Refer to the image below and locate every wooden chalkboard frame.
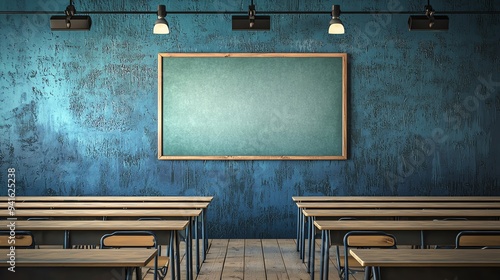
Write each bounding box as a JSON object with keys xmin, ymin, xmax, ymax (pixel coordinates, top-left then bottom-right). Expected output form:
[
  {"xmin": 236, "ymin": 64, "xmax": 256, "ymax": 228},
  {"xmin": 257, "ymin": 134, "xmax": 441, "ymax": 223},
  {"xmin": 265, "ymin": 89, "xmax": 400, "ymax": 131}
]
[{"xmin": 158, "ymin": 53, "xmax": 347, "ymax": 160}]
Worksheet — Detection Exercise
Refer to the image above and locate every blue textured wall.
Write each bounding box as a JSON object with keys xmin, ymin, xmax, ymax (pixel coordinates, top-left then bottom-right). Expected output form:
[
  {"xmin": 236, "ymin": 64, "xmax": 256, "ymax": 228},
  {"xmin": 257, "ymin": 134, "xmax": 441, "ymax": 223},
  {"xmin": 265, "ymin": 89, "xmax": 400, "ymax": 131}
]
[{"xmin": 0, "ymin": 0, "xmax": 499, "ymax": 238}]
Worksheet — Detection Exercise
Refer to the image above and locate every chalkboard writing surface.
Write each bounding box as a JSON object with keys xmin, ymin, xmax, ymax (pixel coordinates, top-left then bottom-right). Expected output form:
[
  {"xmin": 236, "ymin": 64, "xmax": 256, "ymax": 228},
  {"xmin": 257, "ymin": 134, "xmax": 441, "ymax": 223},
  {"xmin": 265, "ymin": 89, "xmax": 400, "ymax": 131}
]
[{"xmin": 158, "ymin": 53, "xmax": 347, "ymax": 160}]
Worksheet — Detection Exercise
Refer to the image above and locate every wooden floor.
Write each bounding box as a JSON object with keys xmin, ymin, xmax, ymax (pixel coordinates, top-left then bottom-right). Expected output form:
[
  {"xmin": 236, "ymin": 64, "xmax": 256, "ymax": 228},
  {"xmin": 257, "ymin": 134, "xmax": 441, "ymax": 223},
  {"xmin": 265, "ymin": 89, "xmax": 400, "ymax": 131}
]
[{"xmin": 148, "ymin": 239, "xmax": 365, "ymax": 280}]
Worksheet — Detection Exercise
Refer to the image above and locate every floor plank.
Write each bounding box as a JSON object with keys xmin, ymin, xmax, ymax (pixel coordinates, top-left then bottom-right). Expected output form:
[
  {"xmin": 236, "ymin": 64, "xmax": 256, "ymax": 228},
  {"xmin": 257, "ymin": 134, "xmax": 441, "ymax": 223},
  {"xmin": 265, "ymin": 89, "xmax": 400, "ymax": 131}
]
[
  {"xmin": 262, "ymin": 239, "xmax": 289, "ymax": 279},
  {"xmin": 244, "ymin": 239, "xmax": 267, "ymax": 280},
  {"xmin": 222, "ymin": 239, "xmax": 246, "ymax": 279},
  {"xmin": 147, "ymin": 239, "xmax": 347, "ymax": 280},
  {"xmin": 196, "ymin": 239, "xmax": 228, "ymax": 280},
  {"xmin": 276, "ymin": 239, "xmax": 310, "ymax": 280}
]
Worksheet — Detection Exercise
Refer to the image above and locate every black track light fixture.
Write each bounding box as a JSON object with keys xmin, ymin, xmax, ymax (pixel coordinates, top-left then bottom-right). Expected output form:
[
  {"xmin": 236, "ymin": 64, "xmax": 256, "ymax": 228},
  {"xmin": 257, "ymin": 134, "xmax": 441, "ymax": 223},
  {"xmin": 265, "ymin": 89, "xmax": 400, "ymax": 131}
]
[
  {"xmin": 232, "ymin": 1, "xmax": 270, "ymax": 31},
  {"xmin": 50, "ymin": 0, "xmax": 91, "ymax": 31},
  {"xmin": 408, "ymin": 1, "xmax": 449, "ymax": 31}
]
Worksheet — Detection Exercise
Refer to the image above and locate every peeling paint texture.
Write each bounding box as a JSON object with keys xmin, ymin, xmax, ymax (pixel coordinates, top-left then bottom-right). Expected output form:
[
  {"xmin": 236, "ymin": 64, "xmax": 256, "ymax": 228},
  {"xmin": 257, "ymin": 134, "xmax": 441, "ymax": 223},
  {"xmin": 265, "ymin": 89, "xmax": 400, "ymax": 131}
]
[{"xmin": 0, "ymin": 0, "xmax": 499, "ymax": 238}]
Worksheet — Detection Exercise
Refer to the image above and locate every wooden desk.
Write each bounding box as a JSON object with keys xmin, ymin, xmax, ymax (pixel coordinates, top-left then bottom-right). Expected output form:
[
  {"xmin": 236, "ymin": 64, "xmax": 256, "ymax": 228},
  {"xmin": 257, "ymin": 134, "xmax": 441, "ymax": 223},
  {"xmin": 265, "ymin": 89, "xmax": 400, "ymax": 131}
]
[
  {"xmin": 292, "ymin": 196, "xmax": 500, "ymax": 202},
  {"xmin": 2, "ymin": 195, "xmax": 214, "ymax": 273},
  {"xmin": 0, "ymin": 220, "xmax": 187, "ymax": 245},
  {"xmin": 293, "ymin": 196, "xmax": 500, "ymax": 257},
  {"xmin": 0, "ymin": 220, "xmax": 188, "ymax": 280},
  {"xmin": 4, "ymin": 203, "xmax": 210, "ymax": 275},
  {"xmin": 1, "ymin": 208, "xmax": 203, "ymax": 279},
  {"xmin": 1, "ymin": 208, "xmax": 202, "ymax": 218},
  {"xmin": 350, "ymin": 249, "xmax": 500, "ymax": 280},
  {"xmin": 1, "ymin": 201, "xmax": 210, "ymax": 209},
  {"xmin": 0, "ymin": 248, "xmax": 156, "ymax": 280},
  {"xmin": 300, "ymin": 207, "xmax": 500, "ymax": 275},
  {"xmin": 313, "ymin": 220, "xmax": 500, "ymax": 280},
  {"xmin": 315, "ymin": 219, "xmax": 500, "ymax": 233},
  {"xmin": 297, "ymin": 201, "xmax": 500, "ymax": 209},
  {"xmin": 303, "ymin": 208, "xmax": 500, "ymax": 218},
  {"xmin": 1, "ymin": 196, "xmax": 214, "ymax": 202}
]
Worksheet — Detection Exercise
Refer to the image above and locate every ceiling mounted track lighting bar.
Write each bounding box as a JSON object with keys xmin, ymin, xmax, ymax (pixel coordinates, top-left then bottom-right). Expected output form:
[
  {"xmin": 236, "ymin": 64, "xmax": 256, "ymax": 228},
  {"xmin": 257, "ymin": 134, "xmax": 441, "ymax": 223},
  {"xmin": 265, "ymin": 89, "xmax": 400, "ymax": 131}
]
[
  {"xmin": 3, "ymin": 10, "xmax": 500, "ymax": 15},
  {"xmin": 1, "ymin": 1, "xmax": 499, "ymax": 34}
]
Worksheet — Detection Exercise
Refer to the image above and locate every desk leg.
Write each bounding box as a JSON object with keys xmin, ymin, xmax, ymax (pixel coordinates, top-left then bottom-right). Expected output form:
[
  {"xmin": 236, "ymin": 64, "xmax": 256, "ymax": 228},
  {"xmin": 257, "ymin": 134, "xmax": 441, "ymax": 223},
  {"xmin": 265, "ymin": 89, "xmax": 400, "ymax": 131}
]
[
  {"xmin": 319, "ymin": 230, "xmax": 330, "ymax": 280},
  {"xmin": 170, "ymin": 231, "xmax": 176, "ymax": 280},
  {"xmin": 64, "ymin": 230, "xmax": 70, "ymax": 249},
  {"xmin": 176, "ymin": 230, "xmax": 181, "ymax": 280},
  {"xmin": 186, "ymin": 217, "xmax": 193, "ymax": 280},
  {"xmin": 300, "ymin": 212, "xmax": 306, "ymax": 262},
  {"xmin": 307, "ymin": 216, "xmax": 312, "ymax": 272},
  {"xmin": 308, "ymin": 216, "xmax": 316, "ymax": 280},
  {"xmin": 307, "ymin": 217, "xmax": 316, "ymax": 279},
  {"xmin": 324, "ymin": 231, "xmax": 330, "ymax": 280},
  {"xmin": 195, "ymin": 216, "xmax": 200, "ymax": 274},
  {"xmin": 136, "ymin": 266, "xmax": 142, "ymax": 280},
  {"xmin": 306, "ymin": 216, "xmax": 310, "ymax": 270},
  {"xmin": 420, "ymin": 230, "xmax": 425, "ymax": 249},
  {"xmin": 320, "ymin": 230, "xmax": 326, "ymax": 280},
  {"xmin": 297, "ymin": 207, "xmax": 301, "ymax": 252},
  {"xmin": 202, "ymin": 208, "xmax": 208, "ymax": 261}
]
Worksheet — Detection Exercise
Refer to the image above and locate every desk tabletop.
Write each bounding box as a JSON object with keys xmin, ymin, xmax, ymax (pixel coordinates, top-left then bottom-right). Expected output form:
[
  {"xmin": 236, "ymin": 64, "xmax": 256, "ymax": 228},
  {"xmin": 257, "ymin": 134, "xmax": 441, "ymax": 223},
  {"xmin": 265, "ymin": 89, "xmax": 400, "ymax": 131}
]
[
  {"xmin": 303, "ymin": 208, "xmax": 500, "ymax": 217},
  {"xmin": 1, "ymin": 196, "xmax": 214, "ymax": 202},
  {"xmin": 350, "ymin": 249, "xmax": 500, "ymax": 267},
  {"xmin": 297, "ymin": 202, "xmax": 500, "ymax": 209},
  {"xmin": 314, "ymin": 219, "xmax": 500, "ymax": 231},
  {"xmin": 292, "ymin": 196, "xmax": 500, "ymax": 202},
  {"xmin": 0, "ymin": 220, "xmax": 189, "ymax": 231},
  {"xmin": 2, "ymin": 201, "xmax": 210, "ymax": 209},
  {"xmin": 0, "ymin": 249, "xmax": 157, "ymax": 267},
  {"xmin": 1, "ymin": 208, "xmax": 202, "ymax": 217}
]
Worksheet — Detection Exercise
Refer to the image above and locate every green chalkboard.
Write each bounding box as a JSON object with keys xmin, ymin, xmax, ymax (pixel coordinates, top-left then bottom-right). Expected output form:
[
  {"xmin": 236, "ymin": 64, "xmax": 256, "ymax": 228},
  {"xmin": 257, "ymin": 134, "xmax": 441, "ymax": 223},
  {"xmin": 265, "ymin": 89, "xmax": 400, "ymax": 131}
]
[{"xmin": 158, "ymin": 53, "xmax": 347, "ymax": 160}]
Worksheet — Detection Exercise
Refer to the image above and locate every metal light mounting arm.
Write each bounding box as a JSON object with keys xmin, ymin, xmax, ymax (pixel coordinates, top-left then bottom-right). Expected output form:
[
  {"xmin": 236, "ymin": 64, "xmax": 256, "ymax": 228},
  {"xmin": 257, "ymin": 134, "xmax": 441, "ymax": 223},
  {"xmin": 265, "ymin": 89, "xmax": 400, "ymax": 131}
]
[
  {"xmin": 425, "ymin": 5, "xmax": 435, "ymax": 28},
  {"xmin": 249, "ymin": 4, "xmax": 256, "ymax": 28},
  {"xmin": 64, "ymin": 0, "xmax": 76, "ymax": 28}
]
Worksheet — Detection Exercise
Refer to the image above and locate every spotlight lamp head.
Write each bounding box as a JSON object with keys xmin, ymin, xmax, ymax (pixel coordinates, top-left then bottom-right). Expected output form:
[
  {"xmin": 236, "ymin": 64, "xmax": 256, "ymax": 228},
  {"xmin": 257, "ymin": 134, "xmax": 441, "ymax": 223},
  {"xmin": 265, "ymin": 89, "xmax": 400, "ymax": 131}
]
[
  {"xmin": 153, "ymin": 4, "xmax": 170, "ymax": 34},
  {"xmin": 328, "ymin": 4, "xmax": 345, "ymax": 34}
]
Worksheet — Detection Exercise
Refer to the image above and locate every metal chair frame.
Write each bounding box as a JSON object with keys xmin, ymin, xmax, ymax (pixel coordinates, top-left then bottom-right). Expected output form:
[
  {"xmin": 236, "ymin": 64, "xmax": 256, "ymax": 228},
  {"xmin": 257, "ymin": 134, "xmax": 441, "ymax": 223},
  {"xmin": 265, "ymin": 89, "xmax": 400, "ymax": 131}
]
[
  {"xmin": 100, "ymin": 230, "xmax": 169, "ymax": 280},
  {"xmin": 342, "ymin": 231, "xmax": 398, "ymax": 280}
]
